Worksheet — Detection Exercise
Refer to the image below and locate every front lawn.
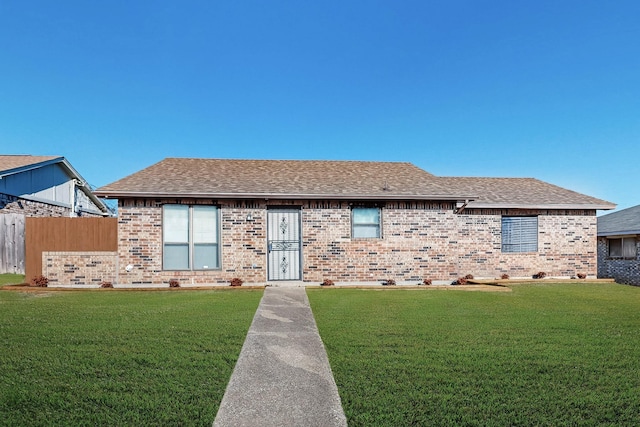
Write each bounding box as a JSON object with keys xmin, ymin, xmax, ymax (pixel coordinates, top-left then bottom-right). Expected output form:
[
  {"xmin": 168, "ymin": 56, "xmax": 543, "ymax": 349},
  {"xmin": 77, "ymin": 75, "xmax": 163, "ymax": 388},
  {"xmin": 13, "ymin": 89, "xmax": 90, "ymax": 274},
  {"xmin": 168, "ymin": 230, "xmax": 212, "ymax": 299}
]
[
  {"xmin": 308, "ymin": 283, "xmax": 640, "ymax": 426},
  {"xmin": 0, "ymin": 289, "xmax": 262, "ymax": 426},
  {"xmin": 0, "ymin": 273, "xmax": 25, "ymax": 286}
]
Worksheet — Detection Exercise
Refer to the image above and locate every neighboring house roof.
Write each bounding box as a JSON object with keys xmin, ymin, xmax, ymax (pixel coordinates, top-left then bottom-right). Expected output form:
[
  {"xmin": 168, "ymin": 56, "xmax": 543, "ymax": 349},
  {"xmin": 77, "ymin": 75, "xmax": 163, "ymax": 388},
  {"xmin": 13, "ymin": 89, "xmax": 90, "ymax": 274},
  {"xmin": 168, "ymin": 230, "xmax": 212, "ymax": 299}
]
[
  {"xmin": 94, "ymin": 157, "xmax": 616, "ymax": 210},
  {"xmin": 597, "ymin": 205, "xmax": 640, "ymax": 236},
  {"xmin": 0, "ymin": 155, "xmax": 109, "ymax": 214},
  {"xmin": 0, "ymin": 155, "xmax": 61, "ymax": 172}
]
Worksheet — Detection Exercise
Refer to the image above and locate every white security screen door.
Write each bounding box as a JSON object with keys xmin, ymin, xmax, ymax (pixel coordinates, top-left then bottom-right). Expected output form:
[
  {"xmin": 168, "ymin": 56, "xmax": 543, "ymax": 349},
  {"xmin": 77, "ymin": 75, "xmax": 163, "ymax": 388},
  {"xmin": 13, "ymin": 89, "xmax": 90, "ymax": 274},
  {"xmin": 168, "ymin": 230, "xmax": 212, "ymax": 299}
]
[{"xmin": 267, "ymin": 208, "xmax": 302, "ymax": 281}]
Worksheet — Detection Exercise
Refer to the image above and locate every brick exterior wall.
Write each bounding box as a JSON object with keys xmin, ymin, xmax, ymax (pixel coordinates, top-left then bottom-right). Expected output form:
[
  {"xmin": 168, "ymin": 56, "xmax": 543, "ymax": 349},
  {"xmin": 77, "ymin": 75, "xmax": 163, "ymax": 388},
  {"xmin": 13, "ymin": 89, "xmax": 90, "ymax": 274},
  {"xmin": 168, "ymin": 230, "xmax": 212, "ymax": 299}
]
[
  {"xmin": 453, "ymin": 209, "xmax": 597, "ymax": 279},
  {"xmin": 108, "ymin": 198, "xmax": 598, "ymax": 286},
  {"xmin": 117, "ymin": 199, "xmax": 269, "ymax": 285},
  {"xmin": 0, "ymin": 193, "xmax": 105, "ymax": 218},
  {"xmin": 597, "ymin": 236, "xmax": 640, "ymax": 286},
  {"xmin": 1, "ymin": 193, "xmax": 71, "ymax": 217},
  {"xmin": 303, "ymin": 201, "xmax": 460, "ymax": 282},
  {"xmin": 43, "ymin": 251, "xmax": 117, "ymax": 285}
]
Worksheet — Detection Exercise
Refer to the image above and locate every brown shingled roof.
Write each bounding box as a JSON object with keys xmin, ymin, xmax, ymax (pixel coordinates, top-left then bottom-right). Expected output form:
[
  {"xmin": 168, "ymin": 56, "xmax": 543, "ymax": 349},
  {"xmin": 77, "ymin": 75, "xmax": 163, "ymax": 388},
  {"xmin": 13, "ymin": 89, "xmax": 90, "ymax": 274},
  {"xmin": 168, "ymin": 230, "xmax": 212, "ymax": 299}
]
[
  {"xmin": 95, "ymin": 157, "xmax": 615, "ymax": 209},
  {"xmin": 96, "ymin": 158, "xmax": 470, "ymax": 200},
  {"xmin": 0, "ymin": 155, "xmax": 61, "ymax": 174},
  {"xmin": 438, "ymin": 176, "xmax": 614, "ymax": 209}
]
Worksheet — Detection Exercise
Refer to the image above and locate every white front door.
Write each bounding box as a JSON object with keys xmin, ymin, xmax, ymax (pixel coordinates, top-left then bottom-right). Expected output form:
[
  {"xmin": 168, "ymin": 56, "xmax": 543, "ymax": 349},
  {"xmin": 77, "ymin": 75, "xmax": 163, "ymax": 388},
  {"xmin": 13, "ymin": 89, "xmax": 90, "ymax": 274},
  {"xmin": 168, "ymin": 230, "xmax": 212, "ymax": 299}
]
[{"xmin": 267, "ymin": 208, "xmax": 302, "ymax": 281}]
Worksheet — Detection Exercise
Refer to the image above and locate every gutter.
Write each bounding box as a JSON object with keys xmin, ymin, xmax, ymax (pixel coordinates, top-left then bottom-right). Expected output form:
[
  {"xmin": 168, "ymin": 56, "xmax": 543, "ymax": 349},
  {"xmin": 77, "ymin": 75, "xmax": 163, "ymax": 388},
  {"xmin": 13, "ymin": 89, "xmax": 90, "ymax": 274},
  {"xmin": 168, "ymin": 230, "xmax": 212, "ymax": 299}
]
[
  {"xmin": 93, "ymin": 192, "xmax": 615, "ymax": 211},
  {"xmin": 95, "ymin": 191, "xmax": 478, "ymax": 202},
  {"xmin": 75, "ymin": 180, "xmax": 110, "ymax": 215},
  {"xmin": 597, "ymin": 230, "xmax": 640, "ymax": 237},
  {"xmin": 60, "ymin": 159, "xmax": 109, "ymax": 215},
  {"xmin": 465, "ymin": 202, "xmax": 617, "ymax": 210}
]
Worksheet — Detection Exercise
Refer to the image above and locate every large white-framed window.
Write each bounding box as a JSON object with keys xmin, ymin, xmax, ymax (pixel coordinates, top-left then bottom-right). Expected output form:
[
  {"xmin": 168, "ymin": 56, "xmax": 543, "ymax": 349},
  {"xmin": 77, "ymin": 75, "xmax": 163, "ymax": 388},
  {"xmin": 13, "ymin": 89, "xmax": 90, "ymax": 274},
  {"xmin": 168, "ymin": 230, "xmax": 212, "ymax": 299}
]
[
  {"xmin": 501, "ymin": 216, "xmax": 538, "ymax": 253},
  {"xmin": 608, "ymin": 237, "xmax": 637, "ymax": 259},
  {"xmin": 352, "ymin": 207, "xmax": 381, "ymax": 238},
  {"xmin": 163, "ymin": 204, "xmax": 219, "ymax": 270}
]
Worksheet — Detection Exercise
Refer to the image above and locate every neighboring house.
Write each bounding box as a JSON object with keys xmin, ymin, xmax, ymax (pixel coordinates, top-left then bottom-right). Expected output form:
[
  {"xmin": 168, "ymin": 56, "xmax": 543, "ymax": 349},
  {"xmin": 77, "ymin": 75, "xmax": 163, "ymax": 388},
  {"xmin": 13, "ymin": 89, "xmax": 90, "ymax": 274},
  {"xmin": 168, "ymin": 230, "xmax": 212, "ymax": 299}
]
[
  {"xmin": 597, "ymin": 205, "xmax": 640, "ymax": 286},
  {"xmin": 88, "ymin": 157, "xmax": 615, "ymax": 286},
  {"xmin": 0, "ymin": 155, "xmax": 109, "ymax": 217},
  {"xmin": 0, "ymin": 155, "xmax": 110, "ymax": 275}
]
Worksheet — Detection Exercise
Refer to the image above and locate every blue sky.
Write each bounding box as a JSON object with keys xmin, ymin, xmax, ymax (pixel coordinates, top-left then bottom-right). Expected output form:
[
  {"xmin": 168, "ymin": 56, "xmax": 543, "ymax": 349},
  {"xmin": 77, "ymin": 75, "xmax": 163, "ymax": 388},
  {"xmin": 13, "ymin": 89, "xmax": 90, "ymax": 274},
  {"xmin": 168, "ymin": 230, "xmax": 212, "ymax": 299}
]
[{"xmin": 1, "ymin": 1, "xmax": 638, "ymax": 213}]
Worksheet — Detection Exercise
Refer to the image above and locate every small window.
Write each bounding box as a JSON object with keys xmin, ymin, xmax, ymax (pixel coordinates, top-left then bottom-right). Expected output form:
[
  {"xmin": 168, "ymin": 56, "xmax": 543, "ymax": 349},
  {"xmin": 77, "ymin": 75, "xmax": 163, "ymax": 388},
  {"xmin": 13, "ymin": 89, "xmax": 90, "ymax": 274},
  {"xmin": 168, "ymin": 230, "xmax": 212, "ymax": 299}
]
[
  {"xmin": 163, "ymin": 205, "xmax": 220, "ymax": 270},
  {"xmin": 352, "ymin": 207, "xmax": 381, "ymax": 238},
  {"xmin": 501, "ymin": 216, "xmax": 538, "ymax": 253},
  {"xmin": 608, "ymin": 237, "xmax": 637, "ymax": 259}
]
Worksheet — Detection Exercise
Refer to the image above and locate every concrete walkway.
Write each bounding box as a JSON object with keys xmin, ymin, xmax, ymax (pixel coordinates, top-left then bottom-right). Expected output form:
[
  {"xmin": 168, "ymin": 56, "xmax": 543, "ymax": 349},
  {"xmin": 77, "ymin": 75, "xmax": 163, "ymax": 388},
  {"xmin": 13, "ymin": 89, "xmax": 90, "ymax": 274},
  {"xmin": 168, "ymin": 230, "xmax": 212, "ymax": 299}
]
[{"xmin": 213, "ymin": 287, "xmax": 347, "ymax": 427}]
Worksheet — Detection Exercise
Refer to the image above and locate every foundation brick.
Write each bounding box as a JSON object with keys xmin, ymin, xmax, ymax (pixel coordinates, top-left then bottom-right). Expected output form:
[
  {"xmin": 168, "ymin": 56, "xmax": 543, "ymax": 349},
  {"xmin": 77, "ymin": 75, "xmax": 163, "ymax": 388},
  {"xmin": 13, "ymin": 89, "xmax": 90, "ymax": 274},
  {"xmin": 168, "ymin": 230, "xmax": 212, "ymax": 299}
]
[{"xmin": 43, "ymin": 252, "xmax": 117, "ymax": 285}]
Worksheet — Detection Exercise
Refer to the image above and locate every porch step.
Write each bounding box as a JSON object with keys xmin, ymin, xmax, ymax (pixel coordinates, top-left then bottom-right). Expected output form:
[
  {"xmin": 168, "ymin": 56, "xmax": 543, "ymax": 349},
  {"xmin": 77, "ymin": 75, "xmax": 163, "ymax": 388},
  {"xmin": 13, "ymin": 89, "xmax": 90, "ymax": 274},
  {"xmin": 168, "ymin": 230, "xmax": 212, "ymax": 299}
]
[{"xmin": 267, "ymin": 281, "xmax": 307, "ymax": 287}]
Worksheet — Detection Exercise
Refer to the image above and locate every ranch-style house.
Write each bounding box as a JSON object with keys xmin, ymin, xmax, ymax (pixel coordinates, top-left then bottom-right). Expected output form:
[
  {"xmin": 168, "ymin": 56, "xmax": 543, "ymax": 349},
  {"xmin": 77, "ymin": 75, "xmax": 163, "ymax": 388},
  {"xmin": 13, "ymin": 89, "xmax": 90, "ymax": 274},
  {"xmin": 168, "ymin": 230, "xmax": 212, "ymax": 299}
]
[{"xmin": 88, "ymin": 158, "xmax": 615, "ymax": 286}]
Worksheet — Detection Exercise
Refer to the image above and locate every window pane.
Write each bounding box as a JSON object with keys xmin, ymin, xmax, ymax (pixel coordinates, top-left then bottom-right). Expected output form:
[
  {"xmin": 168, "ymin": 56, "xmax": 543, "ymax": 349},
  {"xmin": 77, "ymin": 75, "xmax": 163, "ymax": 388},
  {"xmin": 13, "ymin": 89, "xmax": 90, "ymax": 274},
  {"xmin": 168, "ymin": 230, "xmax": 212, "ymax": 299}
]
[
  {"xmin": 353, "ymin": 225, "xmax": 380, "ymax": 238},
  {"xmin": 352, "ymin": 208, "xmax": 381, "ymax": 238},
  {"xmin": 164, "ymin": 205, "xmax": 189, "ymax": 243},
  {"xmin": 623, "ymin": 238, "xmax": 636, "ymax": 258},
  {"xmin": 194, "ymin": 244, "xmax": 219, "ymax": 269},
  {"xmin": 193, "ymin": 206, "xmax": 218, "ymax": 243},
  {"xmin": 609, "ymin": 239, "xmax": 622, "ymax": 257},
  {"xmin": 353, "ymin": 208, "xmax": 379, "ymax": 224},
  {"xmin": 163, "ymin": 244, "xmax": 189, "ymax": 270},
  {"xmin": 502, "ymin": 217, "xmax": 537, "ymax": 252}
]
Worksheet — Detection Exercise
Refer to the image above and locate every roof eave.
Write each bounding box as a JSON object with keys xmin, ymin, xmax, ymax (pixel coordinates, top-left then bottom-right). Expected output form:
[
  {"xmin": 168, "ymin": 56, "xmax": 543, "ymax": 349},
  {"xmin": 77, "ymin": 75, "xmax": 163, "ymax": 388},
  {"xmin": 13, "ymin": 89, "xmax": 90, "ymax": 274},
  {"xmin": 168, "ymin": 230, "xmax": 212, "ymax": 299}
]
[
  {"xmin": 57, "ymin": 158, "xmax": 109, "ymax": 214},
  {"xmin": 467, "ymin": 202, "xmax": 616, "ymax": 210},
  {"xmin": 77, "ymin": 184, "xmax": 110, "ymax": 214},
  {"xmin": 94, "ymin": 191, "xmax": 477, "ymax": 202},
  {"xmin": 597, "ymin": 230, "xmax": 640, "ymax": 237}
]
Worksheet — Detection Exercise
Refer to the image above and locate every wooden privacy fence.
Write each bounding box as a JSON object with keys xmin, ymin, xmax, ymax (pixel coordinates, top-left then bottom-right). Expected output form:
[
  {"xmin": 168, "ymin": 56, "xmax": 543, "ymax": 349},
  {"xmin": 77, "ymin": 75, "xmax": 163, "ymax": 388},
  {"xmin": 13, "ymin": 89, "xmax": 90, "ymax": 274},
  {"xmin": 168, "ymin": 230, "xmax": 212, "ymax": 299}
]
[
  {"xmin": 0, "ymin": 213, "xmax": 26, "ymax": 274},
  {"xmin": 25, "ymin": 217, "xmax": 118, "ymax": 280}
]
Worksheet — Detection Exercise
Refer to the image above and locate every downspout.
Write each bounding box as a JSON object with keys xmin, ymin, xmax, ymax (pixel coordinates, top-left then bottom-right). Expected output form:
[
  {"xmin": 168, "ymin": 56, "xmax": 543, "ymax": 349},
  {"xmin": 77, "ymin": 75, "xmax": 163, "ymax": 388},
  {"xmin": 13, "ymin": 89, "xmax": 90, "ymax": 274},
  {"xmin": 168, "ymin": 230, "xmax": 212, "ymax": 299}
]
[
  {"xmin": 454, "ymin": 199, "xmax": 470, "ymax": 214},
  {"xmin": 70, "ymin": 180, "xmax": 78, "ymax": 217}
]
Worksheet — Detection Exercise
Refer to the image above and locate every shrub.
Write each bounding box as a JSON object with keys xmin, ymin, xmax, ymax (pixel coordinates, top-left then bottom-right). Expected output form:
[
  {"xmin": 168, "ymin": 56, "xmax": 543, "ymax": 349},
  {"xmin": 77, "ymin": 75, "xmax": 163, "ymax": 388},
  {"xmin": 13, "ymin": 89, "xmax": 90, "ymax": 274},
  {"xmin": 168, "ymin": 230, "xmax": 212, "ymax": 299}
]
[
  {"xmin": 501, "ymin": 273, "xmax": 510, "ymax": 280},
  {"xmin": 100, "ymin": 281, "xmax": 113, "ymax": 288},
  {"xmin": 452, "ymin": 277, "xmax": 468, "ymax": 285},
  {"xmin": 533, "ymin": 271, "xmax": 547, "ymax": 279},
  {"xmin": 464, "ymin": 274, "xmax": 474, "ymax": 280},
  {"xmin": 577, "ymin": 273, "xmax": 587, "ymax": 279},
  {"xmin": 229, "ymin": 278, "xmax": 243, "ymax": 287},
  {"xmin": 382, "ymin": 279, "xmax": 396, "ymax": 286},
  {"xmin": 321, "ymin": 279, "xmax": 335, "ymax": 286},
  {"xmin": 169, "ymin": 279, "xmax": 180, "ymax": 288},
  {"xmin": 422, "ymin": 279, "xmax": 432, "ymax": 286},
  {"xmin": 31, "ymin": 275, "xmax": 49, "ymax": 287}
]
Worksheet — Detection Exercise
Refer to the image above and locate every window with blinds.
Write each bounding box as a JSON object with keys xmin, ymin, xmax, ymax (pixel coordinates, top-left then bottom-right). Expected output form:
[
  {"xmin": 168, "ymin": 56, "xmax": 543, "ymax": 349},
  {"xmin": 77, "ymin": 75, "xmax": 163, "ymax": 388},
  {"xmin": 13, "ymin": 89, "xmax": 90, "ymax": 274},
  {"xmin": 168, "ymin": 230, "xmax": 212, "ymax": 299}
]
[{"xmin": 501, "ymin": 216, "xmax": 538, "ymax": 253}]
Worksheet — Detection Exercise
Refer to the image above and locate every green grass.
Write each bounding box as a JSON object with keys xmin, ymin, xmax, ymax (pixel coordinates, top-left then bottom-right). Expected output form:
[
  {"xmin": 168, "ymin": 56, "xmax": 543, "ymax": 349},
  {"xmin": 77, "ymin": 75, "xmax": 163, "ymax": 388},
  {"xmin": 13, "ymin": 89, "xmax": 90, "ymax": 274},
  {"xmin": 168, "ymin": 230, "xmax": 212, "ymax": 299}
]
[
  {"xmin": 308, "ymin": 284, "xmax": 640, "ymax": 426},
  {"xmin": 0, "ymin": 289, "xmax": 262, "ymax": 426},
  {"xmin": 0, "ymin": 274, "xmax": 25, "ymax": 286}
]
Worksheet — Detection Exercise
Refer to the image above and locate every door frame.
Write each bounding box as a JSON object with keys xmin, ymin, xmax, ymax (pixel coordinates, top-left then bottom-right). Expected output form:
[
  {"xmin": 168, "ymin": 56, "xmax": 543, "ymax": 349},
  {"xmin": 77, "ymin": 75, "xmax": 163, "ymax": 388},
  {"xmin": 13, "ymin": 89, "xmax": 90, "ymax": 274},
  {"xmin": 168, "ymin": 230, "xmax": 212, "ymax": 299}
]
[{"xmin": 266, "ymin": 207, "xmax": 303, "ymax": 281}]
